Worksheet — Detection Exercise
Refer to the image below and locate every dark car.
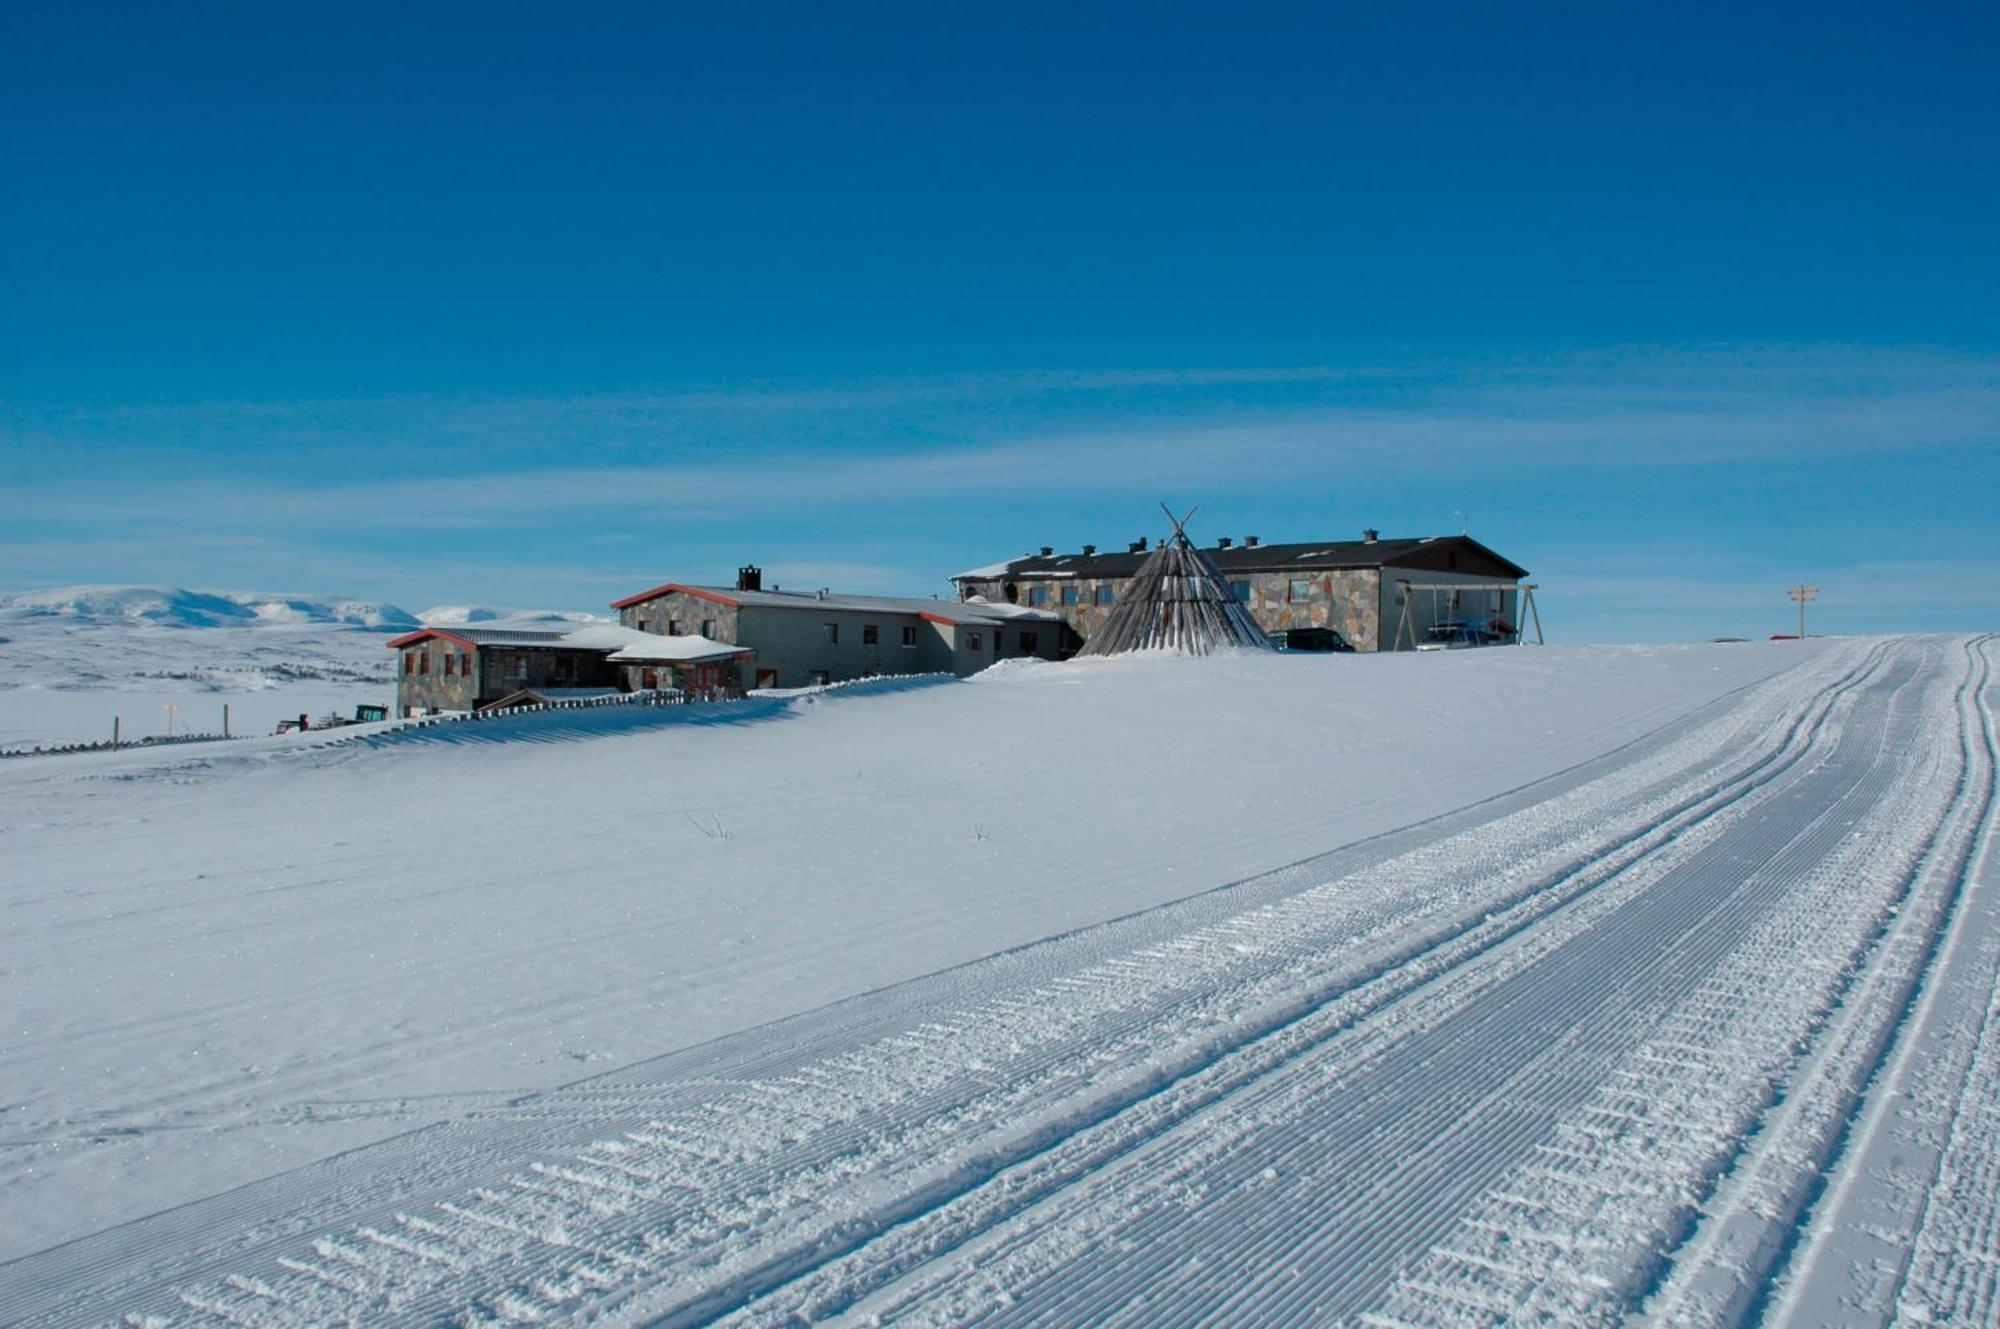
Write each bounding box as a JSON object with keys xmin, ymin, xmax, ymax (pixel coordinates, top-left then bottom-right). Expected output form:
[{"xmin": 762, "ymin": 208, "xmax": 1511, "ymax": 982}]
[{"xmin": 1273, "ymin": 627, "xmax": 1355, "ymax": 653}]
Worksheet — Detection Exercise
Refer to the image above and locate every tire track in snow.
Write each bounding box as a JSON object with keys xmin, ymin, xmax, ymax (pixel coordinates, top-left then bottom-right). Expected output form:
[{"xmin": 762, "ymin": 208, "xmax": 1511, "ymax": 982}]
[
  {"xmin": 741, "ymin": 643, "xmax": 1951, "ymax": 1328},
  {"xmin": 0, "ymin": 640, "xmax": 1933, "ymax": 1327},
  {"xmin": 1739, "ymin": 636, "xmax": 2000, "ymax": 1329},
  {"xmin": 1363, "ymin": 636, "xmax": 1992, "ymax": 1327}
]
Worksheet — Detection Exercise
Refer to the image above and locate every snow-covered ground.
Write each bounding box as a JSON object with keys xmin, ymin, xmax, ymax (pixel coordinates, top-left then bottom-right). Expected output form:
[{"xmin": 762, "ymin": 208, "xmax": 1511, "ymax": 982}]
[
  {"xmin": 0, "ymin": 587, "xmax": 599, "ymax": 748},
  {"xmin": 1, "ymin": 636, "xmax": 1994, "ymax": 1325}
]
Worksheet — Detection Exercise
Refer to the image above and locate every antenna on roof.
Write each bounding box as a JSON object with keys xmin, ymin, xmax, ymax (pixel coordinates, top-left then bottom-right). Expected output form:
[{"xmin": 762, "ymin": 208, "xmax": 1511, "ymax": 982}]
[{"xmin": 1455, "ymin": 510, "xmax": 1468, "ymax": 535}]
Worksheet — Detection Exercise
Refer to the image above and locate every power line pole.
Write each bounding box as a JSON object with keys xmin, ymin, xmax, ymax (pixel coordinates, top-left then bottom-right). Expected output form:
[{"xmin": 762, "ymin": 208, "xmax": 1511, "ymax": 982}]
[{"xmin": 1786, "ymin": 585, "xmax": 1818, "ymax": 640}]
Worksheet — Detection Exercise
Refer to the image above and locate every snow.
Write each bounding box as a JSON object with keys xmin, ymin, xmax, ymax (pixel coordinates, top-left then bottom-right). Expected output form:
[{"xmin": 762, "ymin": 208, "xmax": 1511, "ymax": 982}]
[
  {"xmin": 957, "ymin": 595, "xmax": 1065, "ymax": 621},
  {"xmin": 0, "ymin": 585, "xmax": 416, "ymax": 630},
  {"xmin": 417, "ymin": 605, "xmax": 601, "ymax": 626},
  {"xmin": 1, "ymin": 634, "xmax": 1994, "ymax": 1326},
  {"xmin": 952, "ymin": 559, "xmax": 1021, "ymax": 580},
  {"xmin": 0, "ymin": 586, "xmax": 407, "ymax": 748}
]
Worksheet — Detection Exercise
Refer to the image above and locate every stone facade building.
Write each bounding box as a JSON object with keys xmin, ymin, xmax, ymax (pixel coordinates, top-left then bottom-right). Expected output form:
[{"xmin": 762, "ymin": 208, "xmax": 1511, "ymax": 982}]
[
  {"xmin": 388, "ymin": 621, "xmax": 750, "ymax": 717},
  {"xmin": 954, "ymin": 531, "xmax": 1529, "ymax": 653},
  {"xmin": 611, "ymin": 568, "xmax": 1064, "ymax": 689}
]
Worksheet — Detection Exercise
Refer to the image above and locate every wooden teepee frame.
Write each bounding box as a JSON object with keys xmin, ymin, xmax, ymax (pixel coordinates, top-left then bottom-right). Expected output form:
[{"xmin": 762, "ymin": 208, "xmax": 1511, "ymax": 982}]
[{"xmin": 1076, "ymin": 505, "xmax": 1275, "ymax": 657}]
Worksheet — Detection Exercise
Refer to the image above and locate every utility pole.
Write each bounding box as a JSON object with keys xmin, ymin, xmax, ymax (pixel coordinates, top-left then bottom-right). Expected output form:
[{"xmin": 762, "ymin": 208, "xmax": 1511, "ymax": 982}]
[
  {"xmin": 1786, "ymin": 585, "xmax": 1819, "ymax": 640},
  {"xmin": 163, "ymin": 702, "xmax": 178, "ymax": 737}
]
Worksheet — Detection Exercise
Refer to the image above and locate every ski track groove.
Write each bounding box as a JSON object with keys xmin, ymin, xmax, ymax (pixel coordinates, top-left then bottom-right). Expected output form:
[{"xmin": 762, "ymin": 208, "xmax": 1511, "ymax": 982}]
[
  {"xmin": 828, "ymin": 652, "xmax": 1936, "ymax": 1329},
  {"xmin": 7, "ymin": 638, "xmax": 1994, "ymax": 1327},
  {"xmin": 1748, "ymin": 635, "xmax": 2000, "ymax": 1329}
]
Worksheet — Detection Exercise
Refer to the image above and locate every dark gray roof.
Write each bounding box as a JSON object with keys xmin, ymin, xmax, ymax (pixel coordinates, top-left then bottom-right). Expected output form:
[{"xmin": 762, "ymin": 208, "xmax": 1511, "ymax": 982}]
[{"xmin": 957, "ymin": 535, "xmax": 1528, "ymax": 582}]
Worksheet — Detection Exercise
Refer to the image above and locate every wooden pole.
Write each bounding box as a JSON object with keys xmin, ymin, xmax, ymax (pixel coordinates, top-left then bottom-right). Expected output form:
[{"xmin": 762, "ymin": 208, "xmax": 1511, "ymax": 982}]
[
  {"xmin": 112, "ymin": 716, "xmax": 120, "ymax": 749},
  {"xmin": 223, "ymin": 703, "xmax": 230, "ymax": 739},
  {"xmin": 1786, "ymin": 585, "xmax": 1818, "ymax": 639}
]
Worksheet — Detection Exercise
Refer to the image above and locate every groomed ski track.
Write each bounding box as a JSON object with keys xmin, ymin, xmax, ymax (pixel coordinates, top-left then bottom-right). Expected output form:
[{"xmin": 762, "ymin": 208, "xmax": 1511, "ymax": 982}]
[{"xmin": 4, "ymin": 635, "xmax": 1994, "ymax": 1327}]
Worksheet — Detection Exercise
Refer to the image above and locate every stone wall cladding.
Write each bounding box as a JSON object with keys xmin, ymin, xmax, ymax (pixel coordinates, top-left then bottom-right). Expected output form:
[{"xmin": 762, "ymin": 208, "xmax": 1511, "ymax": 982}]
[
  {"xmin": 394, "ymin": 638, "xmax": 480, "ymax": 715},
  {"xmin": 619, "ymin": 592, "xmax": 742, "ymax": 644},
  {"xmin": 962, "ymin": 568, "xmax": 1384, "ymax": 651},
  {"xmin": 1242, "ymin": 568, "xmax": 1380, "ymax": 651}
]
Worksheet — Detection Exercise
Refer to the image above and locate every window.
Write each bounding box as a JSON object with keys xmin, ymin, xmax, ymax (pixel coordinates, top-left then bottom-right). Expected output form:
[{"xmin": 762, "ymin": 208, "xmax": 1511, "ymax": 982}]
[
  {"xmin": 1061, "ymin": 584, "xmax": 1081, "ymax": 605},
  {"xmin": 966, "ymin": 631, "xmax": 983, "ymax": 651},
  {"xmin": 701, "ymin": 619, "xmax": 716, "ymax": 637},
  {"xmin": 1288, "ymin": 577, "xmax": 1313, "ymax": 602},
  {"xmin": 460, "ymin": 653, "xmax": 471, "ymax": 675},
  {"xmin": 667, "ymin": 619, "xmax": 682, "ymax": 636},
  {"xmin": 403, "ymin": 651, "xmax": 416, "ymax": 675},
  {"xmin": 901, "ymin": 625, "xmax": 918, "ymax": 647},
  {"xmin": 993, "ymin": 631, "xmax": 1003, "ymax": 654},
  {"xmin": 443, "ymin": 653, "xmax": 455, "ymax": 676},
  {"xmin": 863, "ymin": 624, "xmax": 879, "ymax": 646},
  {"xmin": 809, "ymin": 669, "xmax": 831, "ymax": 686},
  {"xmin": 1021, "ymin": 632, "xmax": 1038, "ymax": 653},
  {"xmin": 1029, "ymin": 586, "xmax": 1049, "ymax": 606},
  {"xmin": 1094, "ymin": 584, "xmax": 1116, "ymax": 606},
  {"xmin": 823, "ymin": 622, "xmax": 839, "ymax": 644},
  {"xmin": 1230, "ymin": 580, "xmax": 1252, "ymax": 603},
  {"xmin": 419, "ymin": 652, "xmax": 429, "ymax": 674}
]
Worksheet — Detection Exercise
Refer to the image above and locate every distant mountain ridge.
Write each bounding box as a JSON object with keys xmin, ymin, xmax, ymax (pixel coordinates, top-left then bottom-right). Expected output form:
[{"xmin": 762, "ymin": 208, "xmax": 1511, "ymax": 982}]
[
  {"xmin": 0, "ymin": 586, "xmax": 418, "ymax": 630},
  {"xmin": 416, "ymin": 605, "xmax": 605, "ymax": 627}
]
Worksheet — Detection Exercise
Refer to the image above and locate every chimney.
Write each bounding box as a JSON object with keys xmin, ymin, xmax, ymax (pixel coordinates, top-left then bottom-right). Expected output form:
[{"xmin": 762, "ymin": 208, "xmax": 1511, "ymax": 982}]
[
  {"xmin": 1081, "ymin": 544, "xmax": 1097, "ymax": 556},
  {"xmin": 1128, "ymin": 538, "xmax": 1147, "ymax": 553},
  {"xmin": 1363, "ymin": 528, "xmax": 1379, "ymax": 544},
  {"xmin": 1217, "ymin": 536, "xmax": 1233, "ymax": 549},
  {"xmin": 1245, "ymin": 535, "xmax": 1259, "ymax": 548},
  {"xmin": 1039, "ymin": 545, "xmax": 1054, "ymax": 557},
  {"xmin": 737, "ymin": 564, "xmax": 763, "ymax": 591}
]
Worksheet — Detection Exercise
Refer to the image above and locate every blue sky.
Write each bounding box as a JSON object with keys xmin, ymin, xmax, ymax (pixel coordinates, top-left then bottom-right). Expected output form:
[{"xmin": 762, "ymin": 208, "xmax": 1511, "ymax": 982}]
[{"xmin": 3, "ymin": 2, "xmax": 1995, "ymax": 641}]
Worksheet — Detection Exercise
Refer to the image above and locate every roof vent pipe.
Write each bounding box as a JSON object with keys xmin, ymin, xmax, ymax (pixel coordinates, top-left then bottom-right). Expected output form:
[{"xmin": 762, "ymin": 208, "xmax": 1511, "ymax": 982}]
[
  {"xmin": 1081, "ymin": 544, "xmax": 1097, "ymax": 556},
  {"xmin": 1217, "ymin": 536, "xmax": 1233, "ymax": 549},
  {"xmin": 1040, "ymin": 545, "xmax": 1054, "ymax": 557},
  {"xmin": 1363, "ymin": 528, "xmax": 1379, "ymax": 544},
  {"xmin": 1245, "ymin": 535, "xmax": 1259, "ymax": 548}
]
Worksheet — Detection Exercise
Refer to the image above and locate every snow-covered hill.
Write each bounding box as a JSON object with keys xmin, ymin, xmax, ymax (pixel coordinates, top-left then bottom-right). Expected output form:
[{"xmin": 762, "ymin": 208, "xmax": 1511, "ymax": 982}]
[
  {"xmin": 0, "ymin": 586, "xmax": 621, "ymax": 748},
  {"xmin": 417, "ymin": 603, "xmax": 604, "ymax": 626},
  {"xmin": 0, "ymin": 585, "xmax": 417, "ymax": 629},
  {"xmin": 0, "ymin": 585, "xmax": 421, "ymax": 747},
  {"xmin": 4, "ymin": 636, "xmax": 1994, "ymax": 1325}
]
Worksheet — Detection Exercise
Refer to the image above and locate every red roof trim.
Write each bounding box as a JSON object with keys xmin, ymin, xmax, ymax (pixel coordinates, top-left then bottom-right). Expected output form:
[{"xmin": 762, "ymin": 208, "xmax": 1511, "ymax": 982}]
[
  {"xmin": 610, "ymin": 582, "xmax": 742, "ymax": 610},
  {"xmin": 386, "ymin": 627, "xmax": 478, "ymax": 650},
  {"xmin": 917, "ymin": 611, "xmax": 959, "ymax": 626}
]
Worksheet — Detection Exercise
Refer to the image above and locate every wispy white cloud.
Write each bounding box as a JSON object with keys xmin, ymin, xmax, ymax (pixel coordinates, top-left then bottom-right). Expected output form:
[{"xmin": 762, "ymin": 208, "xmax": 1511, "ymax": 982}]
[
  {"xmin": 4, "ymin": 343, "xmax": 1994, "ymax": 625},
  {"xmin": 9, "ymin": 360, "xmax": 1992, "ymax": 533}
]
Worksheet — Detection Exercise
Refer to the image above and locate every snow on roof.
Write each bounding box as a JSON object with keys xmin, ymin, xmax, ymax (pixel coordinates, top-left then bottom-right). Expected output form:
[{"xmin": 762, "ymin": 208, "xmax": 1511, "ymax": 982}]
[
  {"xmin": 955, "ymin": 596, "xmax": 1064, "ymax": 623},
  {"xmin": 392, "ymin": 618, "xmax": 750, "ymax": 659},
  {"xmin": 952, "ymin": 559, "xmax": 1021, "ymax": 581},
  {"xmin": 605, "ymin": 633, "xmax": 751, "ymax": 664}
]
